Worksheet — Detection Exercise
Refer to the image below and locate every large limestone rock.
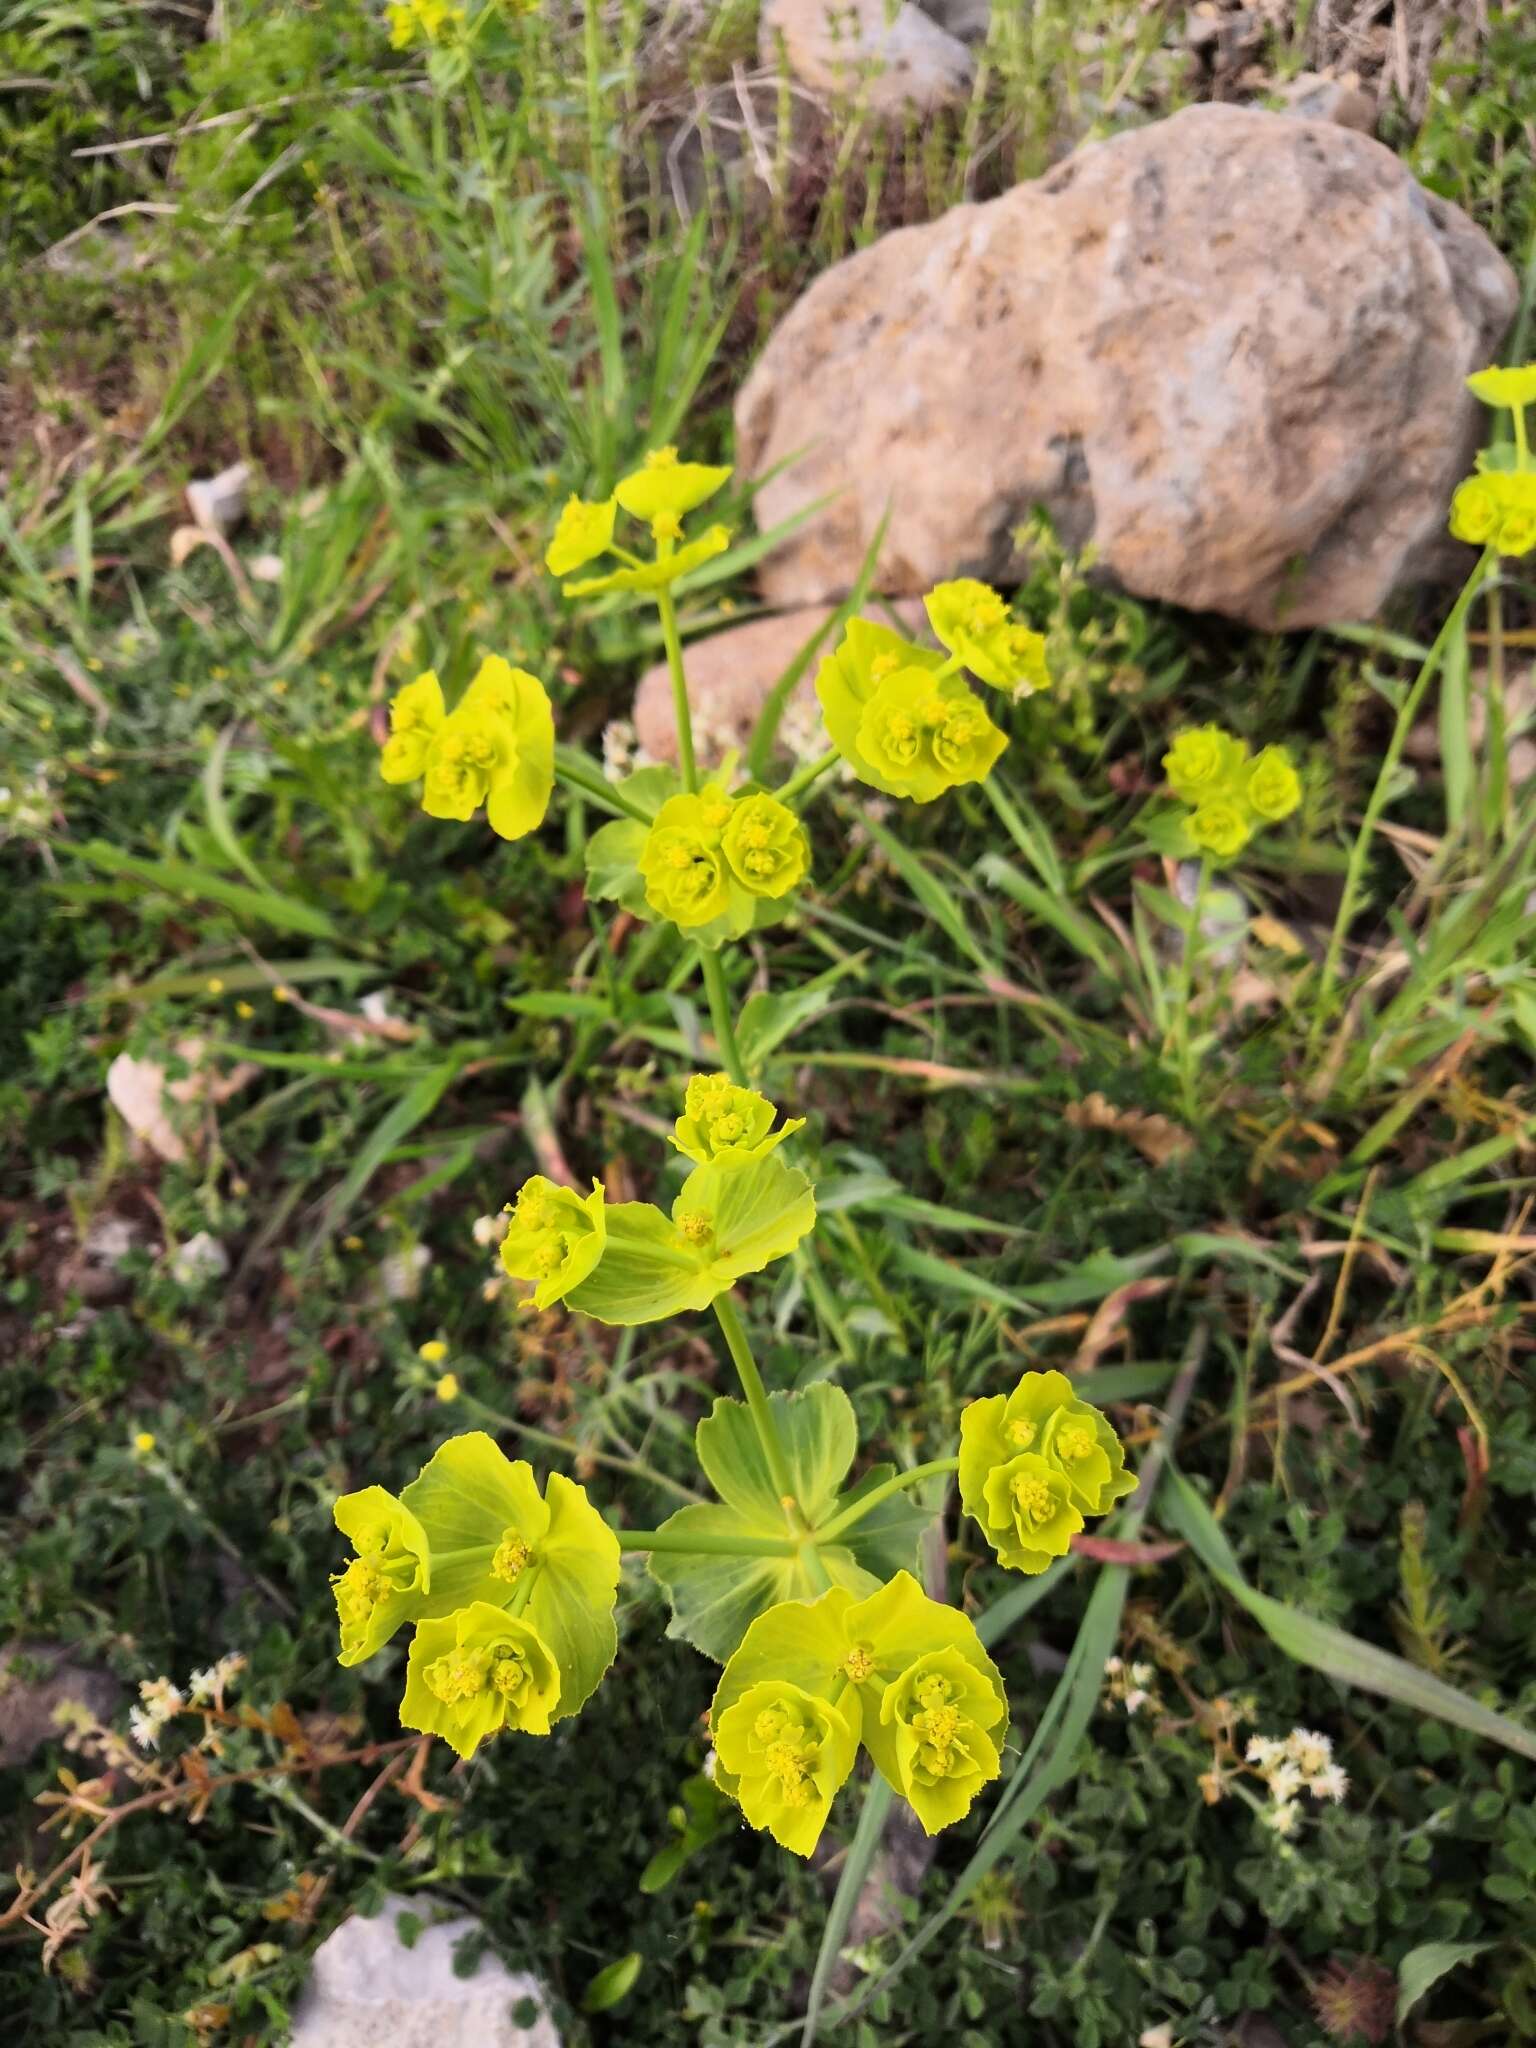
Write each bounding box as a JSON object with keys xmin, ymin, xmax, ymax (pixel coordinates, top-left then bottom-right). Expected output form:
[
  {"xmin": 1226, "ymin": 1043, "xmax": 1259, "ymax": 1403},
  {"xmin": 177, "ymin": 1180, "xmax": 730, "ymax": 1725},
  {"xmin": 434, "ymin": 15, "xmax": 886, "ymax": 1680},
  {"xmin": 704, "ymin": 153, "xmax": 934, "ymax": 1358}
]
[
  {"xmin": 735, "ymin": 104, "xmax": 1518, "ymax": 630},
  {"xmin": 289, "ymin": 1893, "xmax": 559, "ymax": 2048},
  {"xmin": 760, "ymin": 0, "xmax": 974, "ymax": 114}
]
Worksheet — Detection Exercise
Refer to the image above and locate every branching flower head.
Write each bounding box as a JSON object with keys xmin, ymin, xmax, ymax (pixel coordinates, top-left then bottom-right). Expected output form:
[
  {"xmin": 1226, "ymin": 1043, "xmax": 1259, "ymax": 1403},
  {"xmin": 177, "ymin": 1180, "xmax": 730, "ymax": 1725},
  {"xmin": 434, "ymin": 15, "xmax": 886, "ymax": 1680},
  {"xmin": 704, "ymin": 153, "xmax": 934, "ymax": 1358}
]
[
  {"xmin": 400, "ymin": 1601, "xmax": 561, "ymax": 1757},
  {"xmin": 1243, "ymin": 745, "xmax": 1302, "ymax": 823},
  {"xmin": 382, "ymin": 656, "xmax": 555, "ymax": 843},
  {"xmin": 1162, "ymin": 725, "xmax": 1248, "ymax": 807},
  {"xmin": 498, "ymin": 1174, "xmax": 607, "ymax": 1309},
  {"xmin": 712, "ymin": 1679, "xmax": 860, "ymax": 1856},
  {"xmin": 670, "ymin": 1073, "xmax": 805, "ymax": 1170},
  {"xmin": 331, "ymin": 1485, "xmax": 432, "ymax": 1666},
  {"xmin": 925, "ymin": 578, "xmax": 1050, "ymax": 696},
  {"xmin": 400, "ymin": 1431, "xmax": 621, "ymax": 1725},
  {"xmin": 550, "ymin": 448, "xmax": 734, "ymax": 596},
  {"xmin": 709, "ymin": 1573, "xmax": 1007, "ymax": 1848},
  {"xmin": 1162, "ymin": 723, "xmax": 1298, "ymax": 863},
  {"xmin": 959, "ymin": 1369, "xmax": 1136, "ymax": 1572},
  {"xmin": 816, "ymin": 619, "xmax": 1006, "ymax": 801}
]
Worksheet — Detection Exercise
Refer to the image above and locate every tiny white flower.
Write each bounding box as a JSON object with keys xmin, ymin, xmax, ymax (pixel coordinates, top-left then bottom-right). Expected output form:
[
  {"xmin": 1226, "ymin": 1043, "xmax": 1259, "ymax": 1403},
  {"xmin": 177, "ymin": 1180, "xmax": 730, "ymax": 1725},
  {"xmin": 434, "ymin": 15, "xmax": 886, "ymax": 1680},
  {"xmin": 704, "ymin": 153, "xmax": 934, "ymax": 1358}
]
[
  {"xmin": 1130, "ymin": 1661, "xmax": 1154, "ymax": 1686},
  {"xmin": 128, "ymin": 1706, "xmax": 160, "ymax": 1751},
  {"xmin": 472, "ymin": 1213, "xmax": 507, "ymax": 1248},
  {"xmin": 1287, "ymin": 1727, "xmax": 1332, "ymax": 1775},
  {"xmin": 1139, "ymin": 2027, "xmax": 1175, "ymax": 2048},
  {"xmin": 1264, "ymin": 1799, "xmax": 1301, "ymax": 1837},
  {"xmin": 1124, "ymin": 1688, "xmax": 1149, "ymax": 1715},
  {"xmin": 1267, "ymin": 1762, "xmax": 1304, "ymax": 1803},
  {"xmin": 1245, "ymin": 1735, "xmax": 1283, "ymax": 1768},
  {"xmin": 1104, "ymin": 1655, "xmax": 1124, "ymax": 1676},
  {"xmin": 1310, "ymin": 1764, "xmax": 1348, "ymax": 1803},
  {"xmin": 602, "ymin": 718, "xmax": 638, "ymax": 782},
  {"xmin": 188, "ymin": 1667, "xmax": 219, "ymax": 1704}
]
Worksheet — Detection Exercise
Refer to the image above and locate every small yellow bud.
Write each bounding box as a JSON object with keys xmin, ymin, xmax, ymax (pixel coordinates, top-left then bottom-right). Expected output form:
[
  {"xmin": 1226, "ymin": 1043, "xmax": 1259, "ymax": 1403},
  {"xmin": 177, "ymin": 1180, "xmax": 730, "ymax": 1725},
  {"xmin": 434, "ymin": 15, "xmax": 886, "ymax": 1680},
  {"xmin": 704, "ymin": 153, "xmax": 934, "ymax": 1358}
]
[
  {"xmin": 236, "ymin": 1001, "xmax": 255, "ymax": 1020},
  {"xmin": 342, "ymin": 1234, "xmax": 365, "ymax": 1252},
  {"xmin": 434, "ymin": 1372, "xmax": 460, "ymax": 1403},
  {"xmin": 273, "ymin": 985, "xmax": 294, "ymax": 1003},
  {"xmin": 418, "ymin": 1339, "xmax": 449, "ymax": 1363},
  {"xmin": 133, "ymin": 1431, "xmax": 157, "ymax": 1454},
  {"xmin": 206, "ymin": 977, "xmax": 225, "ymax": 995}
]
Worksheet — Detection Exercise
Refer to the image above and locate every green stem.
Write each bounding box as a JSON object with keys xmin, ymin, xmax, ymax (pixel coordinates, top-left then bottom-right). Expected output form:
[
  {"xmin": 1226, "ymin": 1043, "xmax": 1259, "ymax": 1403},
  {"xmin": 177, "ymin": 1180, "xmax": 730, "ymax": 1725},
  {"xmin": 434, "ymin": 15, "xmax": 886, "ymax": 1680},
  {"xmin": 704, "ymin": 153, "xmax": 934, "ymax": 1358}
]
[
  {"xmin": 698, "ymin": 947, "xmax": 748, "ymax": 1083},
  {"xmin": 655, "ymin": 581, "xmax": 698, "ymax": 793},
  {"xmin": 553, "ymin": 746, "xmax": 650, "ymax": 822},
  {"xmin": 1309, "ymin": 550, "xmax": 1492, "ymax": 1053},
  {"xmin": 1166, "ymin": 854, "xmax": 1210, "ymax": 1116},
  {"xmin": 616, "ymin": 1525, "xmax": 795, "ymax": 1557},
  {"xmin": 1515, "ymin": 403, "xmax": 1529, "ymax": 468},
  {"xmin": 713, "ymin": 1291, "xmax": 799, "ymax": 1516},
  {"xmin": 777, "ymin": 748, "xmax": 840, "ymax": 808},
  {"xmin": 812, "ymin": 1458, "xmax": 959, "ymax": 1547},
  {"xmin": 506, "ymin": 1564, "xmax": 540, "ymax": 1618}
]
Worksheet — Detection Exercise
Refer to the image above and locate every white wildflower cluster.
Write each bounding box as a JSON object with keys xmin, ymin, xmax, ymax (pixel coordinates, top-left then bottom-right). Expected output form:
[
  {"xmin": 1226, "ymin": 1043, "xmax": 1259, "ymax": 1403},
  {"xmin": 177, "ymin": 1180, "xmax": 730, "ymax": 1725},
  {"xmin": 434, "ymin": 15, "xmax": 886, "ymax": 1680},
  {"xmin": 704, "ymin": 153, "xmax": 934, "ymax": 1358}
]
[
  {"xmin": 1103, "ymin": 1654, "xmax": 1159, "ymax": 1717},
  {"xmin": 0, "ymin": 770, "xmax": 55, "ymax": 839},
  {"xmin": 1247, "ymin": 1727, "xmax": 1348, "ymax": 1837},
  {"xmin": 129, "ymin": 1655, "xmax": 246, "ymax": 1749}
]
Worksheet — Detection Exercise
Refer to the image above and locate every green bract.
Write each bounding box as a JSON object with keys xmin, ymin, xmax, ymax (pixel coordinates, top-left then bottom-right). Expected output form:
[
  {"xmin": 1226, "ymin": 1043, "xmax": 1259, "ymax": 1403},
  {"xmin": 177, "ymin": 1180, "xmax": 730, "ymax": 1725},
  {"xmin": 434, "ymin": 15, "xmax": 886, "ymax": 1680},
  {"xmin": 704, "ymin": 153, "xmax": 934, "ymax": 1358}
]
[
  {"xmin": 399, "ymin": 1601, "xmax": 562, "ymax": 1758},
  {"xmin": 924, "ymin": 578, "xmax": 1050, "ymax": 696},
  {"xmin": 1467, "ymin": 363, "xmax": 1536, "ymax": 409},
  {"xmin": 959, "ymin": 1369, "xmax": 1136, "ymax": 1571},
  {"xmin": 612, "ymin": 446, "xmax": 732, "ymax": 524},
  {"xmin": 564, "ymin": 1154, "xmax": 816, "ymax": 1326},
  {"xmin": 1187, "ymin": 796, "xmax": 1252, "ymax": 860},
  {"xmin": 713, "ymin": 1679, "xmax": 860, "ymax": 1857},
  {"xmin": 498, "ymin": 1175, "xmax": 607, "ymax": 1309},
  {"xmin": 400, "ymin": 1431, "xmax": 621, "ymax": 1722},
  {"xmin": 378, "ymin": 671, "xmax": 446, "ymax": 785},
  {"xmin": 1244, "ymin": 746, "xmax": 1302, "ymax": 823},
  {"xmin": 639, "ymin": 785, "xmax": 738, "ymax": 929},
  {"xmin": 669, "ymin": 1072, "xmax": 805, "ymax": 1169},
  {"xmin": 331, "ymin": 1485, "xmax": 431, "ymax": 1667},
  {"xmin": 648, "ymin": 1386, "xmax": 930, "ymax": 1662},
  {"xmin": 709, "ymin": 1572, "xmax": 1007, "ymax": 1845},
  {"xmin": 610, "ymin": 780, "xmax": 808, "ymax": 947}
]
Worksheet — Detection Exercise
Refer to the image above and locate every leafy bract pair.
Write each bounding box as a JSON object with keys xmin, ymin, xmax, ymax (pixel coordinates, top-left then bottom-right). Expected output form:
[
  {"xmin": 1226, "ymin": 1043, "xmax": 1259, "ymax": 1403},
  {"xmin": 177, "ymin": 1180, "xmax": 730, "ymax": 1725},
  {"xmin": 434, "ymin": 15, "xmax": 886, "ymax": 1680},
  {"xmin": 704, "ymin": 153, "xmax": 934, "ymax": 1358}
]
[
  {"xmin": 711, "ymin": 1573, "xmax": 1008, "ymax": 1854},
  {"xmin": 1160, "ymin": 724, "xmax": 1301, "ymax": 860},
  {"xmin": 331, "ymin": 1432, "xmax": 620, "ymax": 1759},
  {"xmin": 380, "ymin": 656, "xmax": 555, "ymax": 843},
  {"xmin": 496, "ymin": 1076, "xmax": 814, "ymax": 1325}
]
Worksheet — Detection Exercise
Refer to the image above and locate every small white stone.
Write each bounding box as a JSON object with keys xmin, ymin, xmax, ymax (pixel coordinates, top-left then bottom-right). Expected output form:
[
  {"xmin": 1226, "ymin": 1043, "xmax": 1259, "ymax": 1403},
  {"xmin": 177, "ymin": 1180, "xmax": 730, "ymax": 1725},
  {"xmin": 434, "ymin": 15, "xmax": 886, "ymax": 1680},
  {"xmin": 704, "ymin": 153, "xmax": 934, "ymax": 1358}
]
[
  {"xmin": 289, "ymin": 1893, "xmax": 560, "ymax": 2048},
  {"xmin": 185, "ymin": 460, "xmax": 251, "ymax": 537}
]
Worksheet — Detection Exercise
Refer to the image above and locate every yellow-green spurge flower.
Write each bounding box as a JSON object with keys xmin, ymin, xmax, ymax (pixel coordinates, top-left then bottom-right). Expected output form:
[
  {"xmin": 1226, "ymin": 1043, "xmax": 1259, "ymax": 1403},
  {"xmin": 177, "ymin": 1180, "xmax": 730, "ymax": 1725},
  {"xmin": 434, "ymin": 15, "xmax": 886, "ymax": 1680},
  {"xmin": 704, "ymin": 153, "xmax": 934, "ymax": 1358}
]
[
  {"xmin": 492, "ymin": 1078, "xmax": 814, "ymax": 1325},
  {"xmin": 638, "ymin": 782, "xmax": 811, "ymax": 938},
  {"xmin": 816, "ymin": 618, "xmax": 1007, "ymax": 802},
  {"xmin": 959, "ymin": 1369, "xmax": 1137, "ymax": 1572},
  {"xmin": 1161, "ymin": 723, "xmax": 1300, "ymax": 861},
  {"xmin": 332, "ymin": 1431, "xmax": 620, "ymax": 1758},
  {"xmin": 710, "ymin": 1572, "xmax": 1008, "ymax": 1854},
  {"xmin": 547, "ymin": 447, "xmax": 733, "ymax": 597},
  {"xmin": 380, "ymin": 655, "xmax": 555, "ymax": 842}
]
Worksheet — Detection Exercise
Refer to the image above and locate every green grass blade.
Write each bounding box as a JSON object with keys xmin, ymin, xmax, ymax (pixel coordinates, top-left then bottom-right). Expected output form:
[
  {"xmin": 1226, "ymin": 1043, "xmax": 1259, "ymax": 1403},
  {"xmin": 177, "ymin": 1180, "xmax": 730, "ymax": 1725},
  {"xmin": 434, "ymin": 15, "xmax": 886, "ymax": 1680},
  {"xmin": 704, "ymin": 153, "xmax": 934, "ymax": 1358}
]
[
  {"xmin": 307, "ymin": 1059, "xmax": 461, "ymax": 1250},
  {"xmin": 69, "ymin": 841, "xmax": 340, "ymax": 940},
  {"xmin": 798, "ymin": 1773, "xmax": 896, "ymax": 2048},
  {"xmin": 202, "ymin": 726, "xmax": 270, "ymax": 892}
]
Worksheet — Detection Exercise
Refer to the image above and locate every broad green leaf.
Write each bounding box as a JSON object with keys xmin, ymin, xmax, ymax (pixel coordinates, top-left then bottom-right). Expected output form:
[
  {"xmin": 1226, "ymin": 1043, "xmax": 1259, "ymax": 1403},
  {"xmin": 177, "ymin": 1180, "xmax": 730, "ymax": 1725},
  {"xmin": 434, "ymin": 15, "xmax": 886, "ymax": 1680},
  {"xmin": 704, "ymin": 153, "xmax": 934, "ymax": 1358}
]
[
  {"xmin": 583, "ymin": 1952, "xmax": 642, "ymax": 2014},
  {"xmin": 1163, "ymin": 1470, "xmax": 1536, "ymax": 1762},
  {"xmin": 567, "ymin": 1156, "xmax": 817, "ymax": 1327},
  {"xmin": 584, "ymin": 815, "xmax": 652, "ymax": 918},
  {"xmin": 698, "ymin": 1383, "xmax": 854, "ymax": 1523},
  {"xmin": 1396, "ymin": 1941, "xmax": 1493, "ymax": 2024},
  {"xmin": 638, "ymin": 1772, "xmax": 735, "ymax": 1894},
  {"xmin": 649, "ymin": 1387, "xmax": 908, "ymax": 1661},
  {"xmin": 735, "ymin": 953, "xmax": 866, "ymax": 1071}
]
